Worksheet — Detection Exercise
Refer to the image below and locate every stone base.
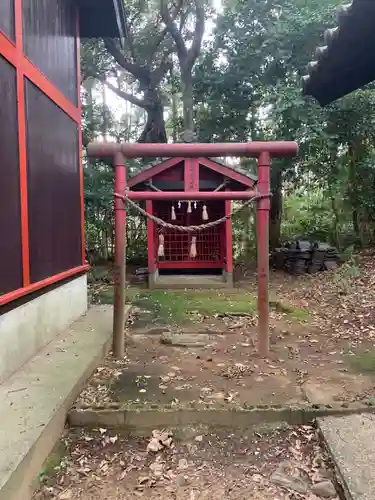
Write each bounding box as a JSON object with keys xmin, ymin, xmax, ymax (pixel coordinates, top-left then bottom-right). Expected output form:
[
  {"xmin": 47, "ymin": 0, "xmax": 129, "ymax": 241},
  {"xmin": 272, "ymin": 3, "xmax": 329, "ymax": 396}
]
[
  {"xmin": 0, "ymin": 305, "xmax": 114, "ymax": 500},
  {"xmin": 0, "ymin": 275, "xmax": 87, "ymax": 383},
  {"xmin": 223, "ymin": 270, "xmax": 234, "ymax": 286},
  {"xmin": 150, "ymin": 274, "xmax": 232, "ymax": 289},
  {"xmin": 148, "ymin": 270, "xmax": 159, "ymax": 289}
]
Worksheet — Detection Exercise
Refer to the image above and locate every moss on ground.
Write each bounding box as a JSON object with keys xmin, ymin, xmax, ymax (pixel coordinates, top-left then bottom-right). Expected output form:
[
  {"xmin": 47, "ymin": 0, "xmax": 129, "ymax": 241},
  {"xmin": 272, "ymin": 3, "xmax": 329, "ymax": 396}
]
[
  {"xmin": 345, "ymin": 350, "xmax": 375, "ymax": 374},
  {"xmin": 126, "ymin": 289, "xmax": 257, "ymax": 324},
  {"xmin": 94, "ymin": 286, "xmax": 309, "ymax": 325},
  {"xmin": 269, "ymin": 300, "xmax": 310, "ymax": 322}
]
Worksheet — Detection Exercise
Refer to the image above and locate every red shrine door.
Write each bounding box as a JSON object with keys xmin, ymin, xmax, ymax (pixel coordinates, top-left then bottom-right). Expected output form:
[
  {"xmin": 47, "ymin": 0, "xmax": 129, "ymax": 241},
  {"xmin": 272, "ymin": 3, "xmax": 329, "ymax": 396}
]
[{"xmin": 154, "ymin": 200, "xmax": 225, "ymax": 269}]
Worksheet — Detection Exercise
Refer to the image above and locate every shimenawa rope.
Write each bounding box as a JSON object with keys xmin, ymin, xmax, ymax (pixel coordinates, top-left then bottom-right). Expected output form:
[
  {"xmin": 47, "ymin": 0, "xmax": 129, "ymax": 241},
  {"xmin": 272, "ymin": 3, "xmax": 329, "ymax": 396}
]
[{"xmin": 114, "ymin": 191, "xmax": 271, "ymax": 233}]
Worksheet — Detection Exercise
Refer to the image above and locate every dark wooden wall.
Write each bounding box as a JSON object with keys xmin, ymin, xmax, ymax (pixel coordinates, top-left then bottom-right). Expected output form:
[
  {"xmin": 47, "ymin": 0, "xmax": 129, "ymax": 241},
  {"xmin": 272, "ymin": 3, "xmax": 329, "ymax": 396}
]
[
  {"xmin": 25, "ymin": 81, "xmax": 82, "ymax": 283},
  {"xmin": 0, "ymin": 0, "xmax": 15, "ymax": 41},
  {"xmin": 23, "ymin": 0, "xmax": 78, "ymax": 104},
  {"xmin": 199, "ymin": 165, "xmax": 223, "ymax": 183},
  {"xmin": 0, "ymin": 56, "xmax": 23, "ymax": 295},
  {"xmin": 154, "ymin": 163, "xmax": 185, "ymax": 182},
  {"xmin": 0, "ymin": 0, "xmax": 83, "ymax": 300}
]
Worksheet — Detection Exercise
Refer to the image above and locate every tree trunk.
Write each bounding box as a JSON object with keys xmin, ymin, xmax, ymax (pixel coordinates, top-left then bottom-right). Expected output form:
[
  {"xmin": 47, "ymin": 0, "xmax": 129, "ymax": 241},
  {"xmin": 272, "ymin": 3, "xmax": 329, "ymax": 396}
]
[
  {"xmin": 172, "ymin": 91, "xmax": 178, "ymax": 142},
  {"xmin": 270, "ymin": 168, "xmax": 283, "ymax": 250},
  {"xmin": 239, "ymin": 205, "xmax": 254, "ymax": 260},
  {"xmin": 348, "ymin": 144, "xmax": 363, "ymax": 245},
  {"xmin": 83, "ymin": 77, "xmax": 95, "ymax": 147},
  {"xmin": 138, "ymin": 90, "xmax": 167, "ymax": 143},
  {"xmin": 330, "ymin": 196, "xmax": 341, "ymax": 249},
  {"xmin": 181, "ymin": 68, "xmax": 194, "ymax": 134},
  {"xmin": 101, "ymin": 82, "xmax": 108, "ymax": 140}
]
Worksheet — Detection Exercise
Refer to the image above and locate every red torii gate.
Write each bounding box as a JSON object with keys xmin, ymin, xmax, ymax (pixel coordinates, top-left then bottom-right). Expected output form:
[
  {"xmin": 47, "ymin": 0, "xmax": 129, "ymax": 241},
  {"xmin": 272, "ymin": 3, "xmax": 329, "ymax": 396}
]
[{"xmin": 87, "ymin": 141, "xmax": 298, "ymax": 358}]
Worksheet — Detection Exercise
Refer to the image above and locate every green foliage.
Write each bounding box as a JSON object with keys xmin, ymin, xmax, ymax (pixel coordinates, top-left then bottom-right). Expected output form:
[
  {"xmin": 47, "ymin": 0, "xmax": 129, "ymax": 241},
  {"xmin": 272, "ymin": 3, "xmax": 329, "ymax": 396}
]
[
  {"xmin": 194, "ymin": 0, "xmax": 375, "ymax": 256},
  {"xmin": 332, "ymin": 257, "xmax": 361, "ymax": 295},
  {"xmin": 82, "ymin": 0, "xmax": 375, "ymax": 264}
]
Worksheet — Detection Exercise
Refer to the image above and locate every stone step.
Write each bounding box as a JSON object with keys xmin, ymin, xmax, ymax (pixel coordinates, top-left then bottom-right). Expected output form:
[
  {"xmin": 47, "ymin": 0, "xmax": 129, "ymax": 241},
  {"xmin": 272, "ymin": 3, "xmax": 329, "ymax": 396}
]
[
  {"xmin": 0, "ymin": 305, "xmax": 114, "ymax": 500},
  {"xmin": 319, "ymin": 414, "xmax": 375, "ymax": 500},
  {"xmin": 152, "ymin": 274, "xmax": 231, "ymax": 289}
]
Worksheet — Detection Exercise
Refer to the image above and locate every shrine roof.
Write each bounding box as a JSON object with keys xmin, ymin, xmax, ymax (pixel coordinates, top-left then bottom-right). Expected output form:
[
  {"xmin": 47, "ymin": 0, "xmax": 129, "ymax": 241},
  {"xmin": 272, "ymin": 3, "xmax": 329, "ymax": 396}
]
[
  {"xmin": 76, "ymin": 0, "xmax": 126, "ymax": 42},
  {"xmin": 128, "ymin": 157, "xmax": 257, "ymax": 188},
  {"xmin": 302, "ymin": 0, "xmax": 375, "ymax": 106}
]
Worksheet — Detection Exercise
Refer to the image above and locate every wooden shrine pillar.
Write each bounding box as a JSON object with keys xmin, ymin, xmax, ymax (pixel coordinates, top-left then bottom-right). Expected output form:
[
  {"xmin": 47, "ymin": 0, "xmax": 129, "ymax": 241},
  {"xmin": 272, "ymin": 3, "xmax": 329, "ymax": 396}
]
[
  {"xmin": 256, "ymin": 152, "xmax": 271, "ymax": 357},
  {"xmin": 113, "ymin": 153, "xmax": 127, "ymax": 358},
  {"xmin": 224, "ymin": 188, "xmax": 233, "ymax": 286},
  {"xmin": 146, "ymin": 199, "xmax": 157, "ymax": 288}
]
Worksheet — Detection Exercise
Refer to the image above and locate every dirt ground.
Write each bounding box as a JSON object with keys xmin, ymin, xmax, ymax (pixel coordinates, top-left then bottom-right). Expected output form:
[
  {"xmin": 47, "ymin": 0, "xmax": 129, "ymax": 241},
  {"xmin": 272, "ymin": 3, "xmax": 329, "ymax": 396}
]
[
  {"xmin": 34, "ymin": 253, "xmax": 375, "ymax": 500},
  {"xmin": 35, "ymin": 424, "xmax": 340, "ymax": 500},
  {"xmin": 78, "ymin": 253, "xmax": 375, "ymax": 409}
]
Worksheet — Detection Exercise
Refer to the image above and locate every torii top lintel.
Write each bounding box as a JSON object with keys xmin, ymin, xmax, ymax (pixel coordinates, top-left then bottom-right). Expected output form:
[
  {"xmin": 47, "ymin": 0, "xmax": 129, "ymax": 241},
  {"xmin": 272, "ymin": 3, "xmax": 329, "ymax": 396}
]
[{"xmin": 86, "ymin": 141, "xmax": 298, "ymax": 160}]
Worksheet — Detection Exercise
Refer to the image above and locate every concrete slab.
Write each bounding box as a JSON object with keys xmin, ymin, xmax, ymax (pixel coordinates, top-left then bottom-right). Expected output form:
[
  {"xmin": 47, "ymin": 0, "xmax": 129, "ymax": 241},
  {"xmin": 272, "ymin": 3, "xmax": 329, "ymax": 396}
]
[
  {"xmin": 152, "ymin": 274, "xmax": 231, "ymax": 289},
  {"xmin": 0, "ymin": 305, "xmax": 114, "ymax": 500},
  {"xmin": 0, "ymin": 274, "xmax": 87, "ymax": 383},
  {"xmin": 319, "ymin": 414, "xmax": 375, "ymax": 500}
]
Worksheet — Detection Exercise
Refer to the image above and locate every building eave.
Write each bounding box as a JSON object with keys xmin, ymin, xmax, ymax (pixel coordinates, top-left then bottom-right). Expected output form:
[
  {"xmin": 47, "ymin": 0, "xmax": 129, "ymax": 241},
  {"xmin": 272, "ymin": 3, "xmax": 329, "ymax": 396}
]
[
  {"xmin": 77, "ymin": 0, "xmax": 127, "ymax": 46},
  {"xmin": 302, "ymin": 0, "xmax": 375, "ymax": 106}
]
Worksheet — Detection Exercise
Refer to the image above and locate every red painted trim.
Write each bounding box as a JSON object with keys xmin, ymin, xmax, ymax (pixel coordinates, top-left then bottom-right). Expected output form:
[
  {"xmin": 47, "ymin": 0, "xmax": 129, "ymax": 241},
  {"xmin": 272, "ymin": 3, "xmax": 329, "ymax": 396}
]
[
  {"xmin": 0, "ymin": 27, "xmax": 14, "ymax": 43},
  {"xmin": 225, "ymin": 199, "xmax": 233, "ymax": 274},
  {"xmin": 257, "ymin": 152, "xmax": 271, "ymax": 356},
  {"xmin": 76, "ymin": 9, "xmax": 85, "ymax": 264},
  {"xmin": 17, "ymin": 73, "xmax": 30, "ymax": 286},
  {"xmin": 183, "ymin": 158, "xmax": 199, "ymax": 191},
  {"xmin": 0, "ymin": 25, "xmax": 80, "ymax": 125},
  {"xmin": 15, "ymin": 0, "xmax": 30, "ymax": 286},
  {"xmin": 198, "ymin": 157, "xmax": 256, "ymax": 188},
  {"xmin": 128, "ymin": 157, "xmax": 184, "ymax": 187},
  {"xmin": 146, "ymin": 200, "xmax": 156, "ymax": 273},
  {"xmin": 0, "ymin": 265, "xmax": 89, "ymax": 306},
  {"xmin": 184, "ymin": 158, "xmax": 193, "ymax": 191},
  {"xmin": 22, "ymin": 57, "xmax": 80, "ymax": 123},
  {"xmin": 0, "ymin": 31, "xmax": 17, "ymax": 65},
  {"xmin": 127, "ymin": 190, "xmax": 258, "ymax": 200},
  {"xmin": 192, "ymin": 158, "xmax": 199, "ymax": 190},
  {"xmin": 158, "ymin": 261, "xmax": 223, "ymax": 269}
]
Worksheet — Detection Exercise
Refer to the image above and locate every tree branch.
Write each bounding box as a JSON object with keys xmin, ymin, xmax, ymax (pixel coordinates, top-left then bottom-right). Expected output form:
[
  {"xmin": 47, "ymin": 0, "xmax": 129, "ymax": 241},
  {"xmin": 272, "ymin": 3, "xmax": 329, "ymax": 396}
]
[
  {"xmin": 123, "ymin": 21, "xmax": 137, "ymax": 63},
  {"xmin": 104, "ymin": 38, "xmax": 150, "ymax": 85},
  {"xmin": 160, "ymin": 0, "xmax": 187, "ymax": 60},
  {"xmin": 150, "ymin": 52, "xmax": 173, "ymax": 87},
  {"xmin": 187, "ymin": 0, "xmax": 205, "ymax": 67},
  {"xmin": 99, "ymin": 78, "xmax": 148, "ymax": 109}
]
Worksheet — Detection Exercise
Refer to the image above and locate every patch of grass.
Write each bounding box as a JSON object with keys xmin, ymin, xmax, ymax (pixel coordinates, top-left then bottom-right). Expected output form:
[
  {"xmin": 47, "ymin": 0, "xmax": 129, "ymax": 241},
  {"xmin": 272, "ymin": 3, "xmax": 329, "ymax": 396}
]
[
  {"xmin": 35, "ymin": 441, "xmax": 67, "ymax": 484},
  {"xmin": 345, "ymin": 350, "xmax": 375, "ymax": 374},
  {"xmin": 93, "ymin": 286, "xmax": 311, "ymax": 325},
  {"xmin": 127, "ymin": 288, "xmax": 257, "ymax": 324},
  {"xmin": 96, "ymin": 287, "xmax": 114, "ymax": 304},
  {"xmin": 290, "ymin": 307, "xmax": 311, "ymax": 322},
  {"xmin": 126, "ymin": 289, "xmax": 309, "ymax": 325},
  {"xmin": 269, "ymin": 300, "xmax": 310, "ymax": 322}
]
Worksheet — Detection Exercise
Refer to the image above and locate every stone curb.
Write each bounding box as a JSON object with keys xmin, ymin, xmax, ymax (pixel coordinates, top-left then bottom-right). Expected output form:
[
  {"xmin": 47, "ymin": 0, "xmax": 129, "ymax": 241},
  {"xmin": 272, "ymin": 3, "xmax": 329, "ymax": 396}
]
[
  {"xmin": 68, "ymin": 401, "xmax": 375, "ymax": 431},
  {"xmin": 316, "ymin": 420, "xmax": 353, "ymax": 500}
]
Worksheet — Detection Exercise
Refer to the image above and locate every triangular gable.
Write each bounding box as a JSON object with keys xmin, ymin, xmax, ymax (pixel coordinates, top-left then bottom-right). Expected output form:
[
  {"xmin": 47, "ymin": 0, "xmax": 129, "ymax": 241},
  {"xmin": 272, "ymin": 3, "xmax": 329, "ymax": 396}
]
[
  {"xmin": 128, "ymin": 157, "xmax": 184, "ymax": 188},
  {"xmin": 198, "ymin": 158, "xmax": 257, "ymax": 187},
  {"xmin": 128, "ymin": 156, "xmax": 257, "ymax": 188}
]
